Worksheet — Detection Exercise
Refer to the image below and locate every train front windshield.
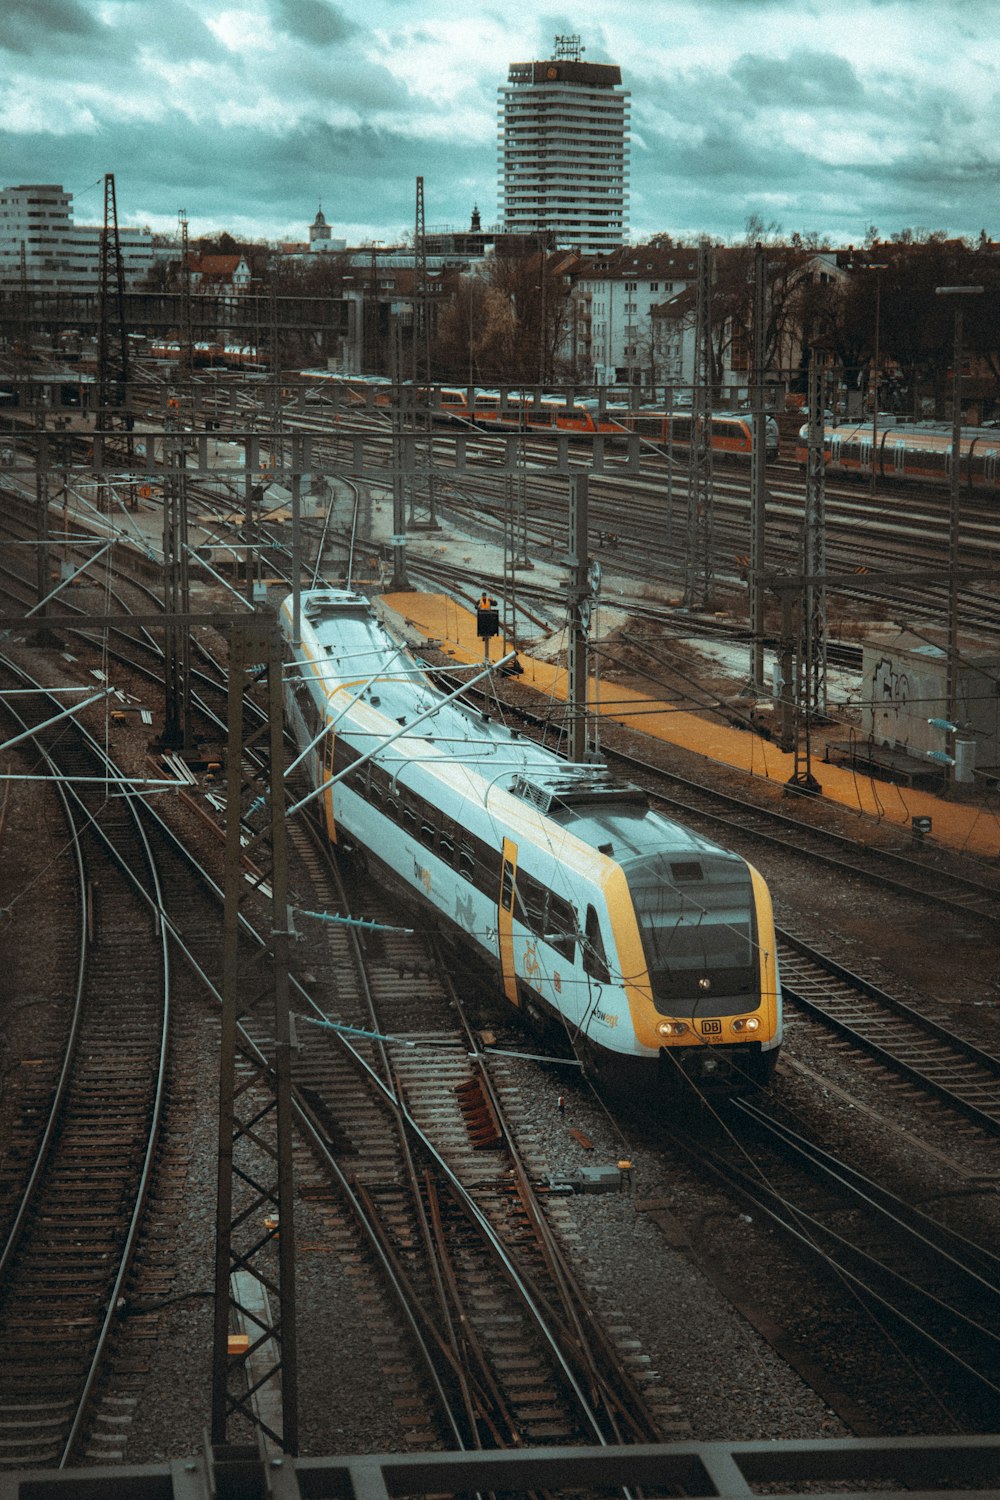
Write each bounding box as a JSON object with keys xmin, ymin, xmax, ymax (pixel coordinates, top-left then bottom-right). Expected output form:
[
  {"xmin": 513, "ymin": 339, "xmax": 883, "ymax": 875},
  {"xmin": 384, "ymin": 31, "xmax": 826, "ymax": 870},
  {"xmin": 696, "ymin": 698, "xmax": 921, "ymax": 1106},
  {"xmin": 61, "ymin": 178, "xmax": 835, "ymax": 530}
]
[{"xmin": 626, "ymin": 852, "xmax": 758, "ymax": 1014}]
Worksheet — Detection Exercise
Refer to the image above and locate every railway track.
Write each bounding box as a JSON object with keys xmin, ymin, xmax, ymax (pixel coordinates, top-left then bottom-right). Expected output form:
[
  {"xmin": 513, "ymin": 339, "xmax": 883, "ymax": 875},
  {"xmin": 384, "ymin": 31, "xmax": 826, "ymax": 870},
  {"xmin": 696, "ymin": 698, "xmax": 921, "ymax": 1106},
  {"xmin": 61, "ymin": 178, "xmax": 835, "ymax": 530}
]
[
  {"xmin": 778, "ymin": 934, "xmax": 1000, "ymax": 1132},
  {"xmin": 2, "ymin": 468, "xmax": 999, "ymax": 1454},
  {"xmin": 0, "ymin": 661, "xmax": 170, "ymax": 1468},
  {"xmin": 245, "ymin": 823, "xmax": 676, "ymax": 1451},
  {"xmin": 668, "ymin": 1098, "xmax": 1000, "ymax": 1433}
]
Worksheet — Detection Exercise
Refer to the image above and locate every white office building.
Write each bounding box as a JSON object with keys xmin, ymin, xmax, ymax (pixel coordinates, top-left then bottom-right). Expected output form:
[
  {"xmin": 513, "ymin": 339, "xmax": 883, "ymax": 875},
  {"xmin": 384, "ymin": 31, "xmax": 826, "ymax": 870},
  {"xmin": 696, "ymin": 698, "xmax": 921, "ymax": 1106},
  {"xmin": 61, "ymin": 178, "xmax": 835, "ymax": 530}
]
[
  {"xmin": 497, "ymin": 36, "xmax": 630, "ymax": 256},
  {"xmin": 0, "ymin": 183, "xmax": 155, "ymax": 290}
]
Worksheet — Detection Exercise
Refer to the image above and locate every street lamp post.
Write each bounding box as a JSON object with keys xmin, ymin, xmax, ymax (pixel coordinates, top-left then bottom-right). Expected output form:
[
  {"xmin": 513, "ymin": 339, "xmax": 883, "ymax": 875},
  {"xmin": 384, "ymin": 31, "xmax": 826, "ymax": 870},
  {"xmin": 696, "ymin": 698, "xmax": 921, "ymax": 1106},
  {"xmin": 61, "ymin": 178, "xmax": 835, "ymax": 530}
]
[{"xmin": 934, "ymin": 283, "xmax": 983, "ymax": 787}]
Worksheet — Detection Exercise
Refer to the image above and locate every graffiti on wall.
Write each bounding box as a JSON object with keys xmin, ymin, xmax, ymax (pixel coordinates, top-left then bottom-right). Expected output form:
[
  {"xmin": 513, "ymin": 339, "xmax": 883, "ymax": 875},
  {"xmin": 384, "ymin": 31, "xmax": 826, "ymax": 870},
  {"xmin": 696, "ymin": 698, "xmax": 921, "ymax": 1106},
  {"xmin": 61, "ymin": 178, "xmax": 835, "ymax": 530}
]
[{"xmin": 869, "ymin": 656, "xmax": 912, "ymax": 748}]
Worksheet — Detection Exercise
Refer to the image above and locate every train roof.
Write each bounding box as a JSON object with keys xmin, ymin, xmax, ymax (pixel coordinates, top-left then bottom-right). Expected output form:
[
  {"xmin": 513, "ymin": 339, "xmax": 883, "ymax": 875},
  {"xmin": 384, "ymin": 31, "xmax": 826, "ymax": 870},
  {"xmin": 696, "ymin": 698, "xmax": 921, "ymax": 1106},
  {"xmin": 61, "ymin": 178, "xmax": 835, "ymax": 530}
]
[
  {"xmin": 283, "ymin": 589, "xmax": 717, "ymax": 859},
  {"xmin": 289, "ymin": 589, "xmax": 562, "ymax": 789},
  {"xmin": 803, "ymin": 420, "xmax": 1000, "ymax": 447}
]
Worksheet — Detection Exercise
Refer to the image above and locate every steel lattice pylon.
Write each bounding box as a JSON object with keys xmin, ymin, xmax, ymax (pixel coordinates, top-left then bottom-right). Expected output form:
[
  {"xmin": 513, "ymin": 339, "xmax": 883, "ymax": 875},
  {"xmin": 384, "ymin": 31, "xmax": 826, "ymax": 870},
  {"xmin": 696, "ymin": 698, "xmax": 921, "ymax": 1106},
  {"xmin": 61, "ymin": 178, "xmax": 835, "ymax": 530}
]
[
  {"xmin": 748, "ymin": 242, "xmax": 769, "ymax": 689},
  {"xmin": 685, "ymin": 238, "xmax": 715, "ymax": 607},
  {"xmin": 96, "ymin": 173, "xmax": 130, "ymax": 429},
  {"xmin": 211, "ymin": 616, "xmax": 298, "ymax": 1455},
  {"xmin": 413, "ymin": 176, "xmax": 430, "ymax": 384},
  {"xmin": 802, "ymin": 350, "xmax": 829, "ymax": 717}
]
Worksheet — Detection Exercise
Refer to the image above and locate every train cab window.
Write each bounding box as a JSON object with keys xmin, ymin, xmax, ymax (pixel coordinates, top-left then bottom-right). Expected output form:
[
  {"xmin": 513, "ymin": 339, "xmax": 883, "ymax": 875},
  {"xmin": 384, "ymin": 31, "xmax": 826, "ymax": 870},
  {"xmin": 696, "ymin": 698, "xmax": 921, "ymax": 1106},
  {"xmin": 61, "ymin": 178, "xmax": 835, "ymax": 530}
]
[
  {"xmin": 583, "ymin": 905, "xmax": 610, "ymax": 984},
  {"xmin": 627, "ymin": 852, "xmax": 756, "ymax": 1007}
]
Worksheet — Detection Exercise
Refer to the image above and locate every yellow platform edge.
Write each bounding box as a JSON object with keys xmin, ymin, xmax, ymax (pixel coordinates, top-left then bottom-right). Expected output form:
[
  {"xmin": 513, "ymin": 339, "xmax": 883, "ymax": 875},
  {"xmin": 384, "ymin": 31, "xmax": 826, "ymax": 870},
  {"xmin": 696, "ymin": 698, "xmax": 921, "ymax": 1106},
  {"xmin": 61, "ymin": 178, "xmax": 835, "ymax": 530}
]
[{"xmin": 381, "ymin": 591, "xmax": 1000, "ymax": 865}]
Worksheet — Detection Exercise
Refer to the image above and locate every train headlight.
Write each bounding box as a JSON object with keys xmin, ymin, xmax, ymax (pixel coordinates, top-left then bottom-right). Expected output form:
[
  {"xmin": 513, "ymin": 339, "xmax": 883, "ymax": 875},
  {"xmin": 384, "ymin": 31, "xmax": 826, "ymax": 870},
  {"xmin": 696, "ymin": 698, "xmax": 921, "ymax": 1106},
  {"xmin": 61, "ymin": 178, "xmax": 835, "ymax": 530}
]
[
  {"xmin": 745, "ymin": 1017, "xmax": 760, "ymax": 1032},
  {"xmin": 656, "ymin": 1020, "xmax": 689, "ymax": 1037},
  {"xmin": 698, "ymin": 976, "xmax": 712, "ymax": 992}
]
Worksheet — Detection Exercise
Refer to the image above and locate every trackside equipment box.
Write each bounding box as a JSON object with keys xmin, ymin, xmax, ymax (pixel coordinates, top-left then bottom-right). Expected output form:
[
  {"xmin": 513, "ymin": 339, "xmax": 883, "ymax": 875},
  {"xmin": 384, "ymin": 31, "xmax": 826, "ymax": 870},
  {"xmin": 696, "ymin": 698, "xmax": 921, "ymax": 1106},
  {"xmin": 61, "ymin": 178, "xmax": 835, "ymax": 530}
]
[{"xmin": 861, "ymin": 630, "xmax": 1000, "ymax": 766}]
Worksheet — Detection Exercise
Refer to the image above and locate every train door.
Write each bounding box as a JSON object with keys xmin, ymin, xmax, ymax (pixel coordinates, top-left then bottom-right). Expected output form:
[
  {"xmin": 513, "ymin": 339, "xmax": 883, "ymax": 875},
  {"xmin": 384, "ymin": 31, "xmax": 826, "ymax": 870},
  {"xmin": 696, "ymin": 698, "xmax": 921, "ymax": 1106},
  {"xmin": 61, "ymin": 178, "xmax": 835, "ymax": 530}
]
[
  {"xmin": 893, "ymin": 440, "xmax": 907, "ymax": 475},
  {"xmin": 497, "ymin": 837, "xmax": 520, "ymax": 1006},
  {"xmin": 322, "ymin": 729, "xmax": 337, "ymax": 843}
]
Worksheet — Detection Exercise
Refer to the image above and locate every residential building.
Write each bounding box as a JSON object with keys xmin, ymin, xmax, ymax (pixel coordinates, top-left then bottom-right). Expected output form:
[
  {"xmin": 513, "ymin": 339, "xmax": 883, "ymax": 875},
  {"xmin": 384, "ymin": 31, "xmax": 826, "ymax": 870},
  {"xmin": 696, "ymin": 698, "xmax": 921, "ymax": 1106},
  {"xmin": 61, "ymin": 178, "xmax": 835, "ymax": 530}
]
[
  {"xmin": 569, "ymin": 242, "xmax": 699, "ymax": 386},
  {"xmin": 185, "ymin": 253, "xmax": 253, "ymax": 294},
  {"xmin": 571, "ymin": 243, "xmax": 857, "ymax": 398},
  {"xmin": 0, "ymin": 182, "xmax": 155, "ymax": 290},
  {"xmin": 497, "ymin": 35, "xmax": 629, "ymax": 256}
]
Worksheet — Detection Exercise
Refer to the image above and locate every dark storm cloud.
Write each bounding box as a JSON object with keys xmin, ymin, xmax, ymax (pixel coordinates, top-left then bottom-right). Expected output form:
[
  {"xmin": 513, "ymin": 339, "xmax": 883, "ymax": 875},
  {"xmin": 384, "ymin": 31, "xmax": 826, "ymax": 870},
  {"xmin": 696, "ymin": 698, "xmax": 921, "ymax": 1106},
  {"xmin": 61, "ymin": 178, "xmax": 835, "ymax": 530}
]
[
  {"xmin": 0, "ymin": 107, "xmax": 485, "ymax": 237},
  {"xmin": 730, "ymin": 50, "xmax": 865, "ymax": 108},
  {"xmin": 248, "ymin": 117, "xmax": 485, "ymax": 225},
  {"xmin": 0, "ymin": 0, "xmax": 101, "ymax": 55},
  {"xmin": 873, "ymin": 146, "xmax": 1000, "ymax": 204},
  {"xmin": 2, "ymin": 0, "xmax": 996, "ymax": 245},
  {"xmin": 271, "ymin": 0, "xmax": 357, "ymax": 47}
]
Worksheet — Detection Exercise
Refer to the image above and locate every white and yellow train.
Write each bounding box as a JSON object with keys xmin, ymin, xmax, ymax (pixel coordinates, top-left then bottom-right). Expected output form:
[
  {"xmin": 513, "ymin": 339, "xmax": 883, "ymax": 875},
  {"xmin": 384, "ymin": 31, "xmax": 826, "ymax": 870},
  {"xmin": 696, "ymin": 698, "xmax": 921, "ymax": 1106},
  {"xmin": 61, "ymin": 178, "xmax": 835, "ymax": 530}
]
[{"xmin": 280, "ymin": 589, "xmax": 782, "ymax": 1092}]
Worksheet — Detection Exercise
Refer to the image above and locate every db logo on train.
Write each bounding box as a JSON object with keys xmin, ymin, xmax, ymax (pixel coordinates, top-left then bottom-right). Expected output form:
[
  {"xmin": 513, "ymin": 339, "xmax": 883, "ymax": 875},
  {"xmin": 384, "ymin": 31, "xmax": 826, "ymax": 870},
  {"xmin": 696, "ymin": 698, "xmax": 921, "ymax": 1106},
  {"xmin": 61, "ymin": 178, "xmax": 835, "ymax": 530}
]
[{"xmin": 701, "ymin": 1019, "xmax": 723, "ymax": 1036}]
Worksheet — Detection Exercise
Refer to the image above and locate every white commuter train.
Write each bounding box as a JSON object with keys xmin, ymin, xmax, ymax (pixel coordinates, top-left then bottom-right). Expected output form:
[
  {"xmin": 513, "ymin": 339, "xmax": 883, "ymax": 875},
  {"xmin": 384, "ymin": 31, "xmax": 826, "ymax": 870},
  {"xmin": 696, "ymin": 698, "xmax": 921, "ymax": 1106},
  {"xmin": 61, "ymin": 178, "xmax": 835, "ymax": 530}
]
[{"xmin": 279, "ymin": 588, "xmax": 782, "ymax": 1091}]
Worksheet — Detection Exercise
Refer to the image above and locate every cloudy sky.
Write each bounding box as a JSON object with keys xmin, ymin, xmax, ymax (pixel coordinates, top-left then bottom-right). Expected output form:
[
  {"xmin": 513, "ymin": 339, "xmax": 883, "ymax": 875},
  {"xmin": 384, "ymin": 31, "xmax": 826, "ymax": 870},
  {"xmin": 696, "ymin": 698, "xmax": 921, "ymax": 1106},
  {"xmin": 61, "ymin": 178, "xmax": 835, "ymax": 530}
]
[{"xmin": 2, "ymin": 0, "xmax": 997, "ymax": 248}]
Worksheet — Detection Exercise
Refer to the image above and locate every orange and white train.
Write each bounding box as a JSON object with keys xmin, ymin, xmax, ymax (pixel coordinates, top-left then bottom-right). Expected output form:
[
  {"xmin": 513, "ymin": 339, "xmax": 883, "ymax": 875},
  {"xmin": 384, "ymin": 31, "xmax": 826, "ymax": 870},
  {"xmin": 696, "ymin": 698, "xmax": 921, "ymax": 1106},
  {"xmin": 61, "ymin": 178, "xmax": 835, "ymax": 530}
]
[
  {"xmin": 148, "ymin": 340, "xmax": 269, "ymax": 370},
  {"xmin": 795, "ymin": 420, "xmax": 1000, "ymax": 494},
  {"xmin": 300, "ymin": 374, "xmax": 780, "ymax": 462}
]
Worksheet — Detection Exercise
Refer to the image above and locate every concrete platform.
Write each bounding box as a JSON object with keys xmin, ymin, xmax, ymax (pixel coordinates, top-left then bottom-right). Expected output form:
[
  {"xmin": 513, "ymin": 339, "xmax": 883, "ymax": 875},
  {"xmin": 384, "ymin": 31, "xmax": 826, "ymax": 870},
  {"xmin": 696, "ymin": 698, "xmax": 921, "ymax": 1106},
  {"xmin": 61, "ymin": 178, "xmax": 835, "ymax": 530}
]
[{"xmin": 383, "ymin": 590, "xmax": 1000, "ymax": 866}]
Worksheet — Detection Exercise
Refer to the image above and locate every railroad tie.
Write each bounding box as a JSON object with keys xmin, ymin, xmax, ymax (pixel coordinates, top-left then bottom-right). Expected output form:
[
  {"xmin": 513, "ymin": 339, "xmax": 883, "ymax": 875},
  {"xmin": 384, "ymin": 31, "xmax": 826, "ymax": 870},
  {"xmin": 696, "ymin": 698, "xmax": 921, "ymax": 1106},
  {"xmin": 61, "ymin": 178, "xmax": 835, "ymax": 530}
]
[{"xmin": 454, "ymin": 1076, "xmax": 504, "ymax": 1150}]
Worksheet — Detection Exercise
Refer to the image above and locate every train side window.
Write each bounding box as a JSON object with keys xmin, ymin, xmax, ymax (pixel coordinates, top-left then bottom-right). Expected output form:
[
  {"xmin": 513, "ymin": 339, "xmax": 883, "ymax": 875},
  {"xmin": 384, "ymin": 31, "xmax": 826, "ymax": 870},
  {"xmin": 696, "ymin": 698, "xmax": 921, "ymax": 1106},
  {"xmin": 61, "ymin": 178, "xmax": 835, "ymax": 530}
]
[
  {"xmin": 517, "ymin": 871, "xmax": 548, "ymax": 935},
  {"xmin": 583, "ymin": 905, "xmax": 610, "ymax": 983},
  {"xmin": 547, "ymin": 894, "xmax": 577, "ymax": 961}
]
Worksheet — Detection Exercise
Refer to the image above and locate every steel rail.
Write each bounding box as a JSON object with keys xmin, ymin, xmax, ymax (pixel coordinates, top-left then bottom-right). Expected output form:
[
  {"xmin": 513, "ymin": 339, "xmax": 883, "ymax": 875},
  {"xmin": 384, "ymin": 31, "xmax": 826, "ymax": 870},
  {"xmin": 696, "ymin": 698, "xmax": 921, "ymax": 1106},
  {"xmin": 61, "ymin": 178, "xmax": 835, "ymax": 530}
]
[{"xmin": 0, "ymin": 657, "xmax": 171, "ymax": 1466}]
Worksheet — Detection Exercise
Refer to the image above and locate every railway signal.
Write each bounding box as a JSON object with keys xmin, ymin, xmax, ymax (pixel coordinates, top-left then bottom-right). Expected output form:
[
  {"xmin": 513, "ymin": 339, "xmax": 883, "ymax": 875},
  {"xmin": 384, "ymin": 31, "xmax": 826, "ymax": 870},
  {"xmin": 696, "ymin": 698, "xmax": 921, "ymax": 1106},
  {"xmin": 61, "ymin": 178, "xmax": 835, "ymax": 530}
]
[{"xmin": 476, "ymin": 592, "xmax": 500, "ymax": 658}]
